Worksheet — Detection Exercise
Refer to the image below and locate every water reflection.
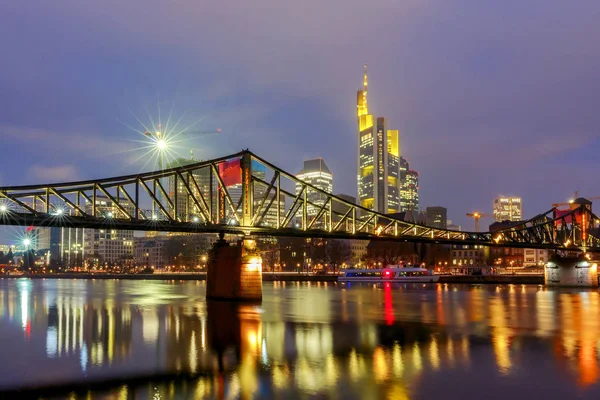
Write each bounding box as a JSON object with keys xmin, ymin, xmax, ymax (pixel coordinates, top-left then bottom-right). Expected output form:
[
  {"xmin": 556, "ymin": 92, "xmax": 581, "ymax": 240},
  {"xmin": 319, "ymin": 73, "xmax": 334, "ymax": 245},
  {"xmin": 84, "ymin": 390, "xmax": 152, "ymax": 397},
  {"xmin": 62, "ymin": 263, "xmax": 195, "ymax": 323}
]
[{"xmin": 0, "ymin": 279, "xmax": 599, "ymax": 398}]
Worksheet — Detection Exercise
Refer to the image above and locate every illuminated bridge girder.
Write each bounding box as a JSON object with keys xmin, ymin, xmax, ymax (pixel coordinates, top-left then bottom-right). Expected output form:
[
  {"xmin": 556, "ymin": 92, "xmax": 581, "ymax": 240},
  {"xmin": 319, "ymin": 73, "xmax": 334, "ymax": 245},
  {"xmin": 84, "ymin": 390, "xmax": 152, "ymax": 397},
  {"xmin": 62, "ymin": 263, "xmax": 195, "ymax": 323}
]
[{"xmin": 1, "ymin": 150, "xmax": 600, "ymax": 251}]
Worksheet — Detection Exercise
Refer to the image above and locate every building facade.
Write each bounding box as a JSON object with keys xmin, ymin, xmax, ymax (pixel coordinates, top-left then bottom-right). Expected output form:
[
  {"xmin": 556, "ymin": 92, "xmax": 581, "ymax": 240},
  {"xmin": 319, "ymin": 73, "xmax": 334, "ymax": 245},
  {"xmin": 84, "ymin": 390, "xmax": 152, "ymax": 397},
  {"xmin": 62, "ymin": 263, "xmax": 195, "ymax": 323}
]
[
  {"xmin": 493, "ymin": 196, "xmax": 522, "ymax": 222},
  {"xmin": 425, "ymin": 207, "xmax": 447, "ymax": 229},
  {"xmin": 83, "ymin": 196, "xmax": 135, "ymax": 264},
  {"xmin": 357, "ymin": 65, "xmax": 403, "ymax": 214},
  {"xmin": 451, "ymin": 245, "xmax": 488, "ymax": 266},
  {"xmin": 399, "ymin": 157, "xmax": 419, "ymax": 213},
  {"xmin": 49, "ymin": 226, "xmax": 85, "ymax": 267},
  {"xmin": 296, "ymin": 158, "xmax": 333, "ymax": 224}
]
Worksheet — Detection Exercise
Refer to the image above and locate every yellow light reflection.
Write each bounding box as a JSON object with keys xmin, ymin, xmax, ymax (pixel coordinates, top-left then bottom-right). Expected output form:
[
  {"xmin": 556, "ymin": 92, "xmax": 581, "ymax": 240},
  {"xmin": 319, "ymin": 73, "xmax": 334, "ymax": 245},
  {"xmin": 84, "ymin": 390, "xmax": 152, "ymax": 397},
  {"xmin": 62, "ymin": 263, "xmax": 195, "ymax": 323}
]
[
  {"xmin": 429, "ymin": 337, "xmax": 440, "ymax": 370},
  {"xmin": 373, "ymin": 346, "xmax": 389, "ymax": 383}
]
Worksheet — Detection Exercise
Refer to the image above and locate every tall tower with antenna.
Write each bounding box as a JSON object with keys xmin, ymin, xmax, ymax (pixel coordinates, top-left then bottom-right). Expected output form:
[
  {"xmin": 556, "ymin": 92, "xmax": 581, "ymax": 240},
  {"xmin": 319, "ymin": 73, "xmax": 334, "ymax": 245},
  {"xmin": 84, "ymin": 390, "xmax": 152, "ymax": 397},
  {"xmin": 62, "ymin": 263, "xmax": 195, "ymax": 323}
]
[{"xmin": 356, "ymin": 65, "xmax": 403, "ymax": 214}]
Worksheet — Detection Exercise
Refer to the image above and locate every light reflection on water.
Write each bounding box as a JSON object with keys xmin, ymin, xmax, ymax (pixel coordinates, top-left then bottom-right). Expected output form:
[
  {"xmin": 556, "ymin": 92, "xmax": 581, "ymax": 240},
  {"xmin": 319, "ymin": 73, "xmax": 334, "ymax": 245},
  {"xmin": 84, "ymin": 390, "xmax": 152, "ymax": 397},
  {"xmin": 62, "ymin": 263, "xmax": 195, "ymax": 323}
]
[{"xmin": 0, "ymin": 279, "xmax": 599, "ymax": 398}]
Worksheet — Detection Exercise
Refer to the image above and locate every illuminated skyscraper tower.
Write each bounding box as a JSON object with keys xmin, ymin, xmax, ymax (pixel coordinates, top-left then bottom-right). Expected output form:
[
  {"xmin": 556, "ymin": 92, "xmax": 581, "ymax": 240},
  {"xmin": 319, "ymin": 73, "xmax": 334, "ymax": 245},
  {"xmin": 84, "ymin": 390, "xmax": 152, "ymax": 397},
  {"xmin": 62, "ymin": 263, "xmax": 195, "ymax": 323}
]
[{"xmin": 357, "ymin": 65, "xmax": 401, "ymax": 213}]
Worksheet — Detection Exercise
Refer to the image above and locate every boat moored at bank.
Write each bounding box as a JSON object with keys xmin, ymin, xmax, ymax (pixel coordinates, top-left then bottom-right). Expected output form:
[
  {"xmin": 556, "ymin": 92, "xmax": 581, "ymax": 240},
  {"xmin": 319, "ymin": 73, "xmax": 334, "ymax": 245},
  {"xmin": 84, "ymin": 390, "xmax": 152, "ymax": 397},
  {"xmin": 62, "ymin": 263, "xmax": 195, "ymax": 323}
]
[{"xmin": 339, "ymin": 267, "xmax": 439, "ymax": 283}]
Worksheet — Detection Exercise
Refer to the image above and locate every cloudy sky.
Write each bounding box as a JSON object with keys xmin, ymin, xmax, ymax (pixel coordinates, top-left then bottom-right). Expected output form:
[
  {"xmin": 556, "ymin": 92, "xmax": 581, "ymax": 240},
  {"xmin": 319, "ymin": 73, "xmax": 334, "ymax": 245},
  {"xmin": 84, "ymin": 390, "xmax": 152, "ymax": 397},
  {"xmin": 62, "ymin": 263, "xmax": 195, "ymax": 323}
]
[{"xmin": 1, "ymin": 0, "xmax": 600, "ymax": 238}]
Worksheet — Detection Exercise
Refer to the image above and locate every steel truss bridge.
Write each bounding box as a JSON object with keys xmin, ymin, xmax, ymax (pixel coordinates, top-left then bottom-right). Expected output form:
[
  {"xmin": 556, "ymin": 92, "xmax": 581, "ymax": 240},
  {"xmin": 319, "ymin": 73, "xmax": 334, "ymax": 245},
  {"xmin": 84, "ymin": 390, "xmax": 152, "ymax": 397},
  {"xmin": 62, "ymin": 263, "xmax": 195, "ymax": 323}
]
[{"xmin": 1, "ymin": 150, "xmax": 599, "ymax": 251}]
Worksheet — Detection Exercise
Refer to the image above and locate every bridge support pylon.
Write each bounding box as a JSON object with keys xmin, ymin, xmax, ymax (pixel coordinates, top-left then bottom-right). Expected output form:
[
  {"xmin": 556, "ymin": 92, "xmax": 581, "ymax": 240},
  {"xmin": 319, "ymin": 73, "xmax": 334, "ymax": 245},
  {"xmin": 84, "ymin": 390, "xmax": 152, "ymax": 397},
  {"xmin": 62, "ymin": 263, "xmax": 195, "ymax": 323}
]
[
  {"xmin": 206, "ymin": 233, "xmax": 263, "ymax": 302},
  {"xmin": 545, "ymin": 253, "xmax": 599, "ymax": 287}
]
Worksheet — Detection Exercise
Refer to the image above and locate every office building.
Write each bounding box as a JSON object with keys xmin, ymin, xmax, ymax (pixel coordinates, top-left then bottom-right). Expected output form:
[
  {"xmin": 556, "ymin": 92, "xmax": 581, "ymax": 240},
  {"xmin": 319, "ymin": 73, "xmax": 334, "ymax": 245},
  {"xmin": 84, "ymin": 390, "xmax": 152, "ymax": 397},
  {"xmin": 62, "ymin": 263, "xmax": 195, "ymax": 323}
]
[
  {"xmin": 425, "ymin": 207, "xmax": 447, "ymax": 229},
  {"xmin": 83, "ymin": 196, "xmax": 135, "ymax": 263},
  {"xmin": 399, "ymin": 157, "xmax": 419, "ymax": 213},
  {"xmin": 493, "ymin": 196, "xmax": 522, "ymax": 222},
  {"xmin": 296, "ymin": 158, "xmax": 333, "ymax": 224},
  {"xmin": 357, "ymin": 65, "xmax": 402, "ymax": 214},
  {"xmin": 447, "ymin": 220, "xmax": 462, "ymax": 231},
  {"xmin": 166, "ymin": 157, "xmax": 217, "ymax": 223},
  {"xmin": 49, "ymin": 226, "xmax": 85, "ymax": 267}
]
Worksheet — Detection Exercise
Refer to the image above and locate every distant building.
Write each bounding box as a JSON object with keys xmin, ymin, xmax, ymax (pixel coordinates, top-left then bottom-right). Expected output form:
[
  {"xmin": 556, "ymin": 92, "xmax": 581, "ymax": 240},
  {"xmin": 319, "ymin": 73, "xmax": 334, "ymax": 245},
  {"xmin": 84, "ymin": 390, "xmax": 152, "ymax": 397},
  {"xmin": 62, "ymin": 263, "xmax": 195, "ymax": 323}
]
[
  {"xmin": 399, "ymin": 157, "xmax": 419, "ymax": 213},
  {"xmin": 523, "ymin": 249, "xmax": 548, "ymax": 266},
  {"xmin": 83, "ymin": 196, "xmax": 135, "ymax": 263},
  {"xmin": 425, "ymin": 207, "xmax": 447, "ymax": 229},
  {"xmin": 451, "ymin": 245, "xmax": 488, "ymax": 266},
  {"xmin": 296, "ymin": 158, "xmax": 333, "ymax": 225},
  {"xmin": 134, "ymin": 236, "xmax": 167, "ymax": 269},
  {"xmin": 49, "ymin": 226, "xmax": 85, "ymax": 267},
  {"xmin": 167, "ymin": 157, "xmax": 216, "ymax": 223},
  {"xmin": 332, "ymin": 194, "xmax": 356, "ymax": 223},
  {"xmin": 447, "ymin": 220, "xmax": 462, "ymax": 231},
  {"xmin": 357, "ymin": 65, "xmax": 402, "ymax": 214},
  {"xmin": 348, "ymin": 240, "xmax": 368, "ymax": 266},
  {"xmin": 493, "ymin": 196, "xmax": 522, "ymax": 222},
  {"xmin": 491, "ymin": 198, "xmax": 546, "ymax": 267}
]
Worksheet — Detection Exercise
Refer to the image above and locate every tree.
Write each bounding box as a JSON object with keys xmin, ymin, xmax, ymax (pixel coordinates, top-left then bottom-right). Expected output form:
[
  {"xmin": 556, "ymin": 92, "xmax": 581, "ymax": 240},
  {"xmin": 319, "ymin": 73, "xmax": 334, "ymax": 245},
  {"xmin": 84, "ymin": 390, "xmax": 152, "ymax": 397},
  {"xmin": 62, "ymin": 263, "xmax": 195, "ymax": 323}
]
[
  {"xmin": 325, "ymin": 239, "xmax": 352, "ymax": 272},
  {"xmin": 164, "ymin": 237, "xmax": 194, "ymax": 269},
  {"xmin": 22, "ymin": 249, "xmax": 36, "ymax": 270},
  {"xmin": 5, "ymin": 249, "xmax": 14, "ymax": 265},
  {"xmin": 258, "ymin": 238, "xmax": 279, "ymax": 272},
  {"xmin": 366, "ymin": 241, "xmax": 415, "ymax": 266},
  {"xmin": 309, "ymin": 239, "xmax": 351, "ymax": 272}
]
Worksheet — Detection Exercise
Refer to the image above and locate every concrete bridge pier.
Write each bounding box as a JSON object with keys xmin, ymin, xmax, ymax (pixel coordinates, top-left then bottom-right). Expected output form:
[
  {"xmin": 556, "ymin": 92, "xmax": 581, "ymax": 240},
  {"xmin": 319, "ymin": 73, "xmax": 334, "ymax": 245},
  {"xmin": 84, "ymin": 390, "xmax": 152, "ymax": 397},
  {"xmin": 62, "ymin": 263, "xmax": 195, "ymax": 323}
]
[
  {"xmin": 545, "ymin": 253, "xmax": 599, "ymax": 287},
  {"xmin": 206, "ymin": 233, "xmax": 263, "ymax": 302}
]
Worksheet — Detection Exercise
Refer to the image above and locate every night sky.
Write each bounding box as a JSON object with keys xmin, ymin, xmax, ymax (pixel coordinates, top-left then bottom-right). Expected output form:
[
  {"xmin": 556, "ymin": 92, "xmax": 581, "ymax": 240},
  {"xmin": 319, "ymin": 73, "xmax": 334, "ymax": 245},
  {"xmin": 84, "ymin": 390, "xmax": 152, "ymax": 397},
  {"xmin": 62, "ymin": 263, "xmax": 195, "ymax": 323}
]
[{"xmin": 1, "ymin": 0, "xmax": 600, "ymax": 240}]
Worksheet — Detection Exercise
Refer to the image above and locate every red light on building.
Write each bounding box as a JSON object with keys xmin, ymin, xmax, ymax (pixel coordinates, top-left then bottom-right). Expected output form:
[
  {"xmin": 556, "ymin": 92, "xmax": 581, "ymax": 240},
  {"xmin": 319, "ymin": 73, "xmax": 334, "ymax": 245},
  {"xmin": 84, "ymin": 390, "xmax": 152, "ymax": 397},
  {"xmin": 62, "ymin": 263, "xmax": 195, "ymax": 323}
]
[{"xmin": 218, "ymin": 158, "xmax": 242, "ymax": 187}]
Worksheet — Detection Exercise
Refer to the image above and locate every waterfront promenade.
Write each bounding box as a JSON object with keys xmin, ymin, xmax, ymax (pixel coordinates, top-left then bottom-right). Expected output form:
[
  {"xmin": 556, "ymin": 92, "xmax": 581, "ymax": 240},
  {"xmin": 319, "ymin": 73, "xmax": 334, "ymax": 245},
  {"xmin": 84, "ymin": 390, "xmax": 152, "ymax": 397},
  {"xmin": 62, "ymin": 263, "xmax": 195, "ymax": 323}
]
[{"xmin": 5, "ymin": 272, "xmax": 545, "ymax": 284}]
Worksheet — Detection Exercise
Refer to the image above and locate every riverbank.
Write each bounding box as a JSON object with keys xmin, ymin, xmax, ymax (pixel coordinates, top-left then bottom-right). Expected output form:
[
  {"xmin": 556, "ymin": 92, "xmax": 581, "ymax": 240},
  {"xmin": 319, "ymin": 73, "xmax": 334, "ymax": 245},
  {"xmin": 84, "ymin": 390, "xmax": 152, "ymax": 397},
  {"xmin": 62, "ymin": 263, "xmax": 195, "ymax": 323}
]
[
  {"xmin": 438, "ymin": 274, "xmax": 544, "ymax": 285},
  {"xmin": 5, "ymin": 273, "xmax": 544, "ymax": 284}
]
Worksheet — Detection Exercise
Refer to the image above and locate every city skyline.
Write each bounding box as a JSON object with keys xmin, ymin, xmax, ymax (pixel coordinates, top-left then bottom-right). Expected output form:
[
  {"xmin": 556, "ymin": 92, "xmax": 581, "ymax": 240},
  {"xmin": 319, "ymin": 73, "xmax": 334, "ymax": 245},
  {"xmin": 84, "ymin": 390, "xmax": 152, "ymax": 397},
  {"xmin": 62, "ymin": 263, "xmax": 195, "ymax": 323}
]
[{"xmin": 1, "ymin": 1, "xmax": 600, "ymax": 236}]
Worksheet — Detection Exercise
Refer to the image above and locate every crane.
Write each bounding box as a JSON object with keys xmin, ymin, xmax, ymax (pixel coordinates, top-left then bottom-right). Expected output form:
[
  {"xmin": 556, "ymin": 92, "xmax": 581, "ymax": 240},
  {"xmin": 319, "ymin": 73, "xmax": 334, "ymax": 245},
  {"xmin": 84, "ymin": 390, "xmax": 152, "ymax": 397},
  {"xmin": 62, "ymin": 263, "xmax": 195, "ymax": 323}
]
[
  {"xmin": 466, "ymin": 212, "xmax": 494, "ymax": 232},
  {"xmin": 552, "ymin": 191, "xmax": 600, "ymax": 209}
]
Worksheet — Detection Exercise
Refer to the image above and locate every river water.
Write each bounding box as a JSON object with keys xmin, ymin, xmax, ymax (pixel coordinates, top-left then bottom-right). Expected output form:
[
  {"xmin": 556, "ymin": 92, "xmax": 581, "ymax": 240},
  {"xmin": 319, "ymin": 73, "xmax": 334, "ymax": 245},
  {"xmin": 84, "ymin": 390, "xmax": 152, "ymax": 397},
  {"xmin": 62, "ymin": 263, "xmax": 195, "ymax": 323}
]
[{"xmin": 1, "ymin": 279, "xmax": 600, "ymax": 399}]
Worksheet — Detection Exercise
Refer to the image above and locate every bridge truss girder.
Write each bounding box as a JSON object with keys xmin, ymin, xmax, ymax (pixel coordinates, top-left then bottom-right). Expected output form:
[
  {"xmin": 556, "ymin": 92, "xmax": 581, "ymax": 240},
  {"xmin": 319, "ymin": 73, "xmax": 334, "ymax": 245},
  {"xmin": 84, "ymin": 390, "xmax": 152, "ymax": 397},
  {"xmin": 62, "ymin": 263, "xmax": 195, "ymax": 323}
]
[{"xmin": 1, "ymin": 150, "xmax": 600, "ymax": 251}]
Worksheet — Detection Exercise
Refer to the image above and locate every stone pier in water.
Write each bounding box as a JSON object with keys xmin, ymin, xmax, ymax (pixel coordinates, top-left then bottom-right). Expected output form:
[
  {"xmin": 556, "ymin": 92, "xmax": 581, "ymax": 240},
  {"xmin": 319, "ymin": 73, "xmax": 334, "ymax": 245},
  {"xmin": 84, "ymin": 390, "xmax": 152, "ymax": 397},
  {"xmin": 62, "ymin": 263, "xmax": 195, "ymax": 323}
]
[
  {"xmin": 206, "ymin": 235, "xmax": 263, "ymax": 302},
  {"xmin": 545, "ymin": 253, "xmax": 599, "ymax": 287}
]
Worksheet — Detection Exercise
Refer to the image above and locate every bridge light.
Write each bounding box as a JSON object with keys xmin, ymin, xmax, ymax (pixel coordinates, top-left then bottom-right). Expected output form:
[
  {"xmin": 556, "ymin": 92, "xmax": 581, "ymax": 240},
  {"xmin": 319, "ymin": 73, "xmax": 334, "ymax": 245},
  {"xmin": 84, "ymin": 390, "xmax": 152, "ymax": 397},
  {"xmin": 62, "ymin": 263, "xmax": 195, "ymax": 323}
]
[
  {"xmin": 0, "ymin": 205, "xmax": 7, "ymax": 213},
  {"xmin": 192, "ymin": 216, "xmax": 200, "ymax": 223},
  {"xmin": 156, "ymin": 139, "xmax": 167, "ymax": 150},
  {"xmin": 228, "ymin": 218, "xmax": 238, "ymax": 226},
  {"xmin": 55, "ymin": 208, "xmax": 64, "ymax": 216},
  {"xmin": 106, "ymin": 211, "xmax": 113, "ymax": 218},
  {"xmin": 151, "ymin": 214, "xmax": 158, "ymax": 221},
  {"xmin": 23, "ymin": 238, "xmax": 31, "ymax": 248}
]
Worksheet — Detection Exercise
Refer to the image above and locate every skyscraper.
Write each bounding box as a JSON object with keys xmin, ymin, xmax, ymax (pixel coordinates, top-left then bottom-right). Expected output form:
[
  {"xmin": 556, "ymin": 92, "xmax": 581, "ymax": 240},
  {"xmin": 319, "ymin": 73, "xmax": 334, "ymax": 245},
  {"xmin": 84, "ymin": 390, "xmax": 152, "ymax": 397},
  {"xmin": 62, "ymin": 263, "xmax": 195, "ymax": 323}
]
[
  {"xmin": 399, "ymin": 157, "xmax": 419, "ymax": 213},
  {"xmin": 357, "ymin": 65, "xmax": 402, "ymax": 214},
  {"xmin": 83, "ymin": 196, "xmax": 135, "ymax": 263},
  {"xmin": 425, "ymin": 207, "xmax": 447, "ymax": 229},
  {"xmin": 296, "ymin": 158, "xmax": 333, "ymax": 224},
  {"xmin": 493, "ymin": 196, "xmax": 522, "ymax": 222}
]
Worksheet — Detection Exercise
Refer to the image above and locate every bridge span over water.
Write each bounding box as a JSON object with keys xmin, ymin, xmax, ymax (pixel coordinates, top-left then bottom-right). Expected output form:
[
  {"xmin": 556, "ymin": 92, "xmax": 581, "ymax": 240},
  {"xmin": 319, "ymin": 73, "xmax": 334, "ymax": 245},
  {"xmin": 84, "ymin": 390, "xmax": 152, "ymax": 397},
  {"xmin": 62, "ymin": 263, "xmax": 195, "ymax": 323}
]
[{"xmin": 1, "ymin": 149, "xmax": 599, "ymax": 252}]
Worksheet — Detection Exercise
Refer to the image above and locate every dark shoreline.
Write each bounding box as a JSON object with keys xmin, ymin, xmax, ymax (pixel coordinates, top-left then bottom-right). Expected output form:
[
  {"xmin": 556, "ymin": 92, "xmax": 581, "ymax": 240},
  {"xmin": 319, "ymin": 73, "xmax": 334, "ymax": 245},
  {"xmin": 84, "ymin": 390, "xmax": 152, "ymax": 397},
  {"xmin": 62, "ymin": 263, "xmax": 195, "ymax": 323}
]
[{"xmin": 2, "ymin": 273, "xmax": 544, "ymax": 284}]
